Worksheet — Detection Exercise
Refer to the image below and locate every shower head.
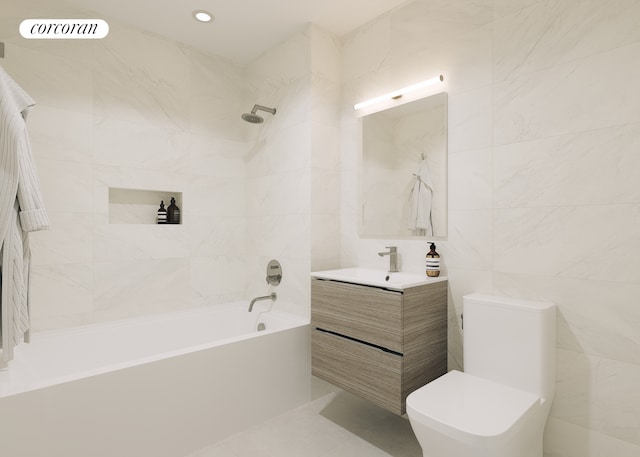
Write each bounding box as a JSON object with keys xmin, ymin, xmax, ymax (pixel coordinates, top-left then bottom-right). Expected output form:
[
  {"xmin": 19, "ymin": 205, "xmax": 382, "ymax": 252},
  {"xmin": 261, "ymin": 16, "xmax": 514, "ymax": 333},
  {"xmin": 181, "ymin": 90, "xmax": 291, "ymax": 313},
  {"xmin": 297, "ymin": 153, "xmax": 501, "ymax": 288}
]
[
  {"xmin": 241, "ymin": 112, "xmax": 264, "ymax": 123},
  {"xmin": 241, "ymin": 104, "xmax": 276, "ymax": 124}
]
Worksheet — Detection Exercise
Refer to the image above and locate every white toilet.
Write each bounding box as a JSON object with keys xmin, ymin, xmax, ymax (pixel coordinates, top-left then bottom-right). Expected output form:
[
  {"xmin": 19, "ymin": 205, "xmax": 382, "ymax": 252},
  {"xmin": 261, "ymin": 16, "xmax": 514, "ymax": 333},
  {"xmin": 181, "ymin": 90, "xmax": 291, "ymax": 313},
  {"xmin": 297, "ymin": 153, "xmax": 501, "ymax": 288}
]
[{"xmin": 406, "ymin": 293, "xmax": 556, "ymax": 457}]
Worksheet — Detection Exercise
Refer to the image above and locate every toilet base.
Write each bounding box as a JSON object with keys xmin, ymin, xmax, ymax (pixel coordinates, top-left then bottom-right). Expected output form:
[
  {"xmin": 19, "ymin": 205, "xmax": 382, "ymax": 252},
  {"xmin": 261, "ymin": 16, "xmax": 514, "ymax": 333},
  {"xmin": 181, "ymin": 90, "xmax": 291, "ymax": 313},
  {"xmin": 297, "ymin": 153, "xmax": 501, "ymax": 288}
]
[{"xmin": 411, "ymin": 419, "xmax": 543, "ymax": 457}]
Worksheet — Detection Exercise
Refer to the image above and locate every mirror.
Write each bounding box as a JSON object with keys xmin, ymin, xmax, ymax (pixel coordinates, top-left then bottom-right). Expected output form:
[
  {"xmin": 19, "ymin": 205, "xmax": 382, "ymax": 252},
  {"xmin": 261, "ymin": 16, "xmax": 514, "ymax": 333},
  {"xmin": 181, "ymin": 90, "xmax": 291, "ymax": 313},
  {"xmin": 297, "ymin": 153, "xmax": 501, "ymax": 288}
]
[{"xmin": 359, "ymin": 92, "xmax": 447, "ymax": 239}]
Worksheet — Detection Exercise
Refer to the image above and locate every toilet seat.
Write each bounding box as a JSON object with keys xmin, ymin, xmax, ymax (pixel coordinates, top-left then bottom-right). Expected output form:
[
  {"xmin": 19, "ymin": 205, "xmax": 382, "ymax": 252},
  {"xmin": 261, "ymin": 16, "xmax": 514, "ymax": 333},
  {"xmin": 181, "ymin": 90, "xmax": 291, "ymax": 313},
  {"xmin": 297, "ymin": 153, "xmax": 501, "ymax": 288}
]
[{"xmin": 406, "ymin": 370, "xmax": 540, "ymax": 446}]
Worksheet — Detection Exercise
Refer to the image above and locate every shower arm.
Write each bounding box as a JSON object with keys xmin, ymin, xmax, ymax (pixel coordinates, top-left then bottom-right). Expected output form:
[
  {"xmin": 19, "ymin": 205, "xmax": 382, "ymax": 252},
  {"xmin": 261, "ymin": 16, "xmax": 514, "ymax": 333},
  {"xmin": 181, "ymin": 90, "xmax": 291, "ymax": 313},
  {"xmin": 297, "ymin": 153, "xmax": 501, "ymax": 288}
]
[{"xmin": 251, "ymin": 104, "xmax": 276, "ymax": 115}]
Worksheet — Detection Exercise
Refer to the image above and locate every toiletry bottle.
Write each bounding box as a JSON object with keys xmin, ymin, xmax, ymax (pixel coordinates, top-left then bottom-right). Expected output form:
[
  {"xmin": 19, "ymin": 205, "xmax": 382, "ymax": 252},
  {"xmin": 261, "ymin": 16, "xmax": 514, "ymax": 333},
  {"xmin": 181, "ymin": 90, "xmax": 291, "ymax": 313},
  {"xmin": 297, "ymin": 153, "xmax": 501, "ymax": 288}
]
[
  {"xmin": 157, "ymin": 200, "xmax": 167, "ymax": 224},
  {"xmin": 426, "ymin": 242, "xmax": 440, "ymax": 277},
  {"xmin": 167, "ymin": 197, "xmax": 180, "ymax": 224}
]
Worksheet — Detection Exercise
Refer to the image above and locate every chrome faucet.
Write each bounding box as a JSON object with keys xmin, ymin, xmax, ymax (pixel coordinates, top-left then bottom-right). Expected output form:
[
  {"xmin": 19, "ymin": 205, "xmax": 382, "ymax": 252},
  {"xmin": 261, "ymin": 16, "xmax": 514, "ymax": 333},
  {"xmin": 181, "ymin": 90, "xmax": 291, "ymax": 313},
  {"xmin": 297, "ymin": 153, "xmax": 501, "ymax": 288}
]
[
  {"xmin": 378, "ymin": 246, "xmax": 399, "ymax": 273},
  {"xmin": 248, "ymin": 292, "xmax": 276, "ymax": 312}
]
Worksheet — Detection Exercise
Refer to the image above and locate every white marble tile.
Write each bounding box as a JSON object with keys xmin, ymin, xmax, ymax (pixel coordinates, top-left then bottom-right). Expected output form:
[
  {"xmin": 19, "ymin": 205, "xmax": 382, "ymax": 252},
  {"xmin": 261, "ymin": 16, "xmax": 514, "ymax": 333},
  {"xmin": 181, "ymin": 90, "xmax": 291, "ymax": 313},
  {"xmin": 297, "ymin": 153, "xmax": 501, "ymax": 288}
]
[
  {"xmin": 189, "ymin": 176, "xmax": 244, "ymax": 218},
  {"xmin": 93, "ymin": 116, "xmax": 190, "ymax": 173},
  {"xmin": 341, "ymin": 16, "xmax": 390, "ymax": 85},
  {"xmin": 311, "ymin": 169, "xmax": 340, "ymax": 215},
  {"xmin": 29, "ymin": 212, "xmax": 93, "ymax": 266},
  {"xmin": 390, "ymin": 2, "xmax": 493, "ymax": 94},
  {"xmin": 493, "ymin": 205, "xmax": 640, "ymax": 283},
  {"xmin": 94, "ymin": 22, "xmax": 190, "ymax": 131},
  {"xmin": 448, "ymin": 147, "xmax": 492, "ymax": 210},
  {"xmin": 494, "ymin": 272, "xmax": 640, "ymax": 366},
  {"xmin": 93, "ymin": 258, "xmax": 191, "ymax": 318},
  {"xmin": 189, "ymin": 133, "xmax": 245, "ymax": 178},
  {"xmin": 37, "ymin": 159, "xmax": 94, "ymax": 212},
  {"xmin": 28, "ymin": 105, "xmax": 93, "ymax": 164},
  {"xmin": 494, "ymin": 0, "xmax": 640, "ymax": 82},
  {"xmin": 29, "ymin": 263, "xmax": 93, "ymax": 331},
  {"xmin": 190, "ymin": 257, "xmax": 246, "ymax": 308},
  {"xmin": 494, "ymin": 43, "xmax": 640, "ymax": 145},
  {"xmin": 245, "ymin": 116, "xmax": 311, "ymax": 176},
  {"xmin": 311, "ymin": 123, "xmax": 341, "ymax": 170},
  {"xmin": 544, "ymin": 417, "xmax": 640, "ymax": 457},
  {"xmin": 448, "ymin": 87, "xmax": 493, "ymax": 153},
  {"xmin": 93, "ymin": 223, "xmax": 190, "ymax": 262},
  {"xmin": 189, "ymin": 49, "xmax": 245, "ymax": 139},
  {"xmin": 249, "ymin": 26, "xmax": 311, "ymax": 82},
  {"xmin": 246, "ymin": 171, "xmax": 311, "ymax": 217},
  {"xmin": 494, "ymin": 123, "xmax": 640, "ymax": 208},
  {"xmin": 246, "ymin": 214, "xmax": 310, "ymax": 260},
  {"xmin": 310, "ymin": 76, "xmax": 341, "ymax": 128},
  {"xmin": 310, "ymin": 213, "xmax": 341, "ymax": 271},
  {"xmin": 1, "ymin": 44, "xmax": 93, "ymax": 114},
  {"xmin": 552, "ymin": 349, "xmax": 640, "ymax": 446},
  {"xmin": 309, "ymin": 25, "xmax": 341, "ymax": 83},
  {"xmin": 190, "ymin": 215, "xmax": 245, "ymax": 258},
  {"xmin": 443, "ymin": 210, "xmax": 492, "ymax": 270},
  {"xmin": 340, "ymin": 39, "xmax": 391, "ymax": 117}
]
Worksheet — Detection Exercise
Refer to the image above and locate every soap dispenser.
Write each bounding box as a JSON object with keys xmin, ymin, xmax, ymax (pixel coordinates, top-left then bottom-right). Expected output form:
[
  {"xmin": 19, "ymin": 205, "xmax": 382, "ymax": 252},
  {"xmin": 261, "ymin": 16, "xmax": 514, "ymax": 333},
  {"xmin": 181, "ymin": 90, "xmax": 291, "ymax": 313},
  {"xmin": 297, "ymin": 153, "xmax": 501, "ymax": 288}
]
[
  {"xmin": 157, "ymin": 200, "xmax": 167, "ymax": 224},
  {"xmin": 426, "ymin": 242, "xmax": 440, "ymax": 277},
  {"xmin": 167, "ymin": 197, "xmax": 180, "ymax": 224}
]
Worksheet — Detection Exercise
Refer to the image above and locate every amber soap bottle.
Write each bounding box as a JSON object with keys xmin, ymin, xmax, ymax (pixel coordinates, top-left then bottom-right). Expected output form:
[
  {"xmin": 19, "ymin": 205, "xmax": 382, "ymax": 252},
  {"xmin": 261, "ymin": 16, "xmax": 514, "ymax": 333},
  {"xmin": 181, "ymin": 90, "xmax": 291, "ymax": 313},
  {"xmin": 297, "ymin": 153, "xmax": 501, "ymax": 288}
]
[{"xmin": 426, "ymin": 242, "xmax": 440, "ymax": 277}]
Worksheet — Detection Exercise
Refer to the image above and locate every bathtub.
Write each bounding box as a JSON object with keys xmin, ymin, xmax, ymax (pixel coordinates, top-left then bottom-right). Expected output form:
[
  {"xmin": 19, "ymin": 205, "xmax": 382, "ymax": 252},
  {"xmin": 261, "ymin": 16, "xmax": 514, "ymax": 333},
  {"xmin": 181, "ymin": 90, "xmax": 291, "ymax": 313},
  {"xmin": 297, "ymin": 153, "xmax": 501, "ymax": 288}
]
[{"xmin": 0, "ymin": 303, "xmax": 311, "ymax": 457}]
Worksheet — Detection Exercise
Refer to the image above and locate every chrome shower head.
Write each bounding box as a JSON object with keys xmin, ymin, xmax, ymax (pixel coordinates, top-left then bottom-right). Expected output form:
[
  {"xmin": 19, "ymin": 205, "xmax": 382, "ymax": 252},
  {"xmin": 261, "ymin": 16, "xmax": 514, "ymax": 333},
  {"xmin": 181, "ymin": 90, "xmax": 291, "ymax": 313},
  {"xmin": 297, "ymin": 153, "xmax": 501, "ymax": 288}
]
[
  {"xmin": 241, "ymin": 104, "xmax": 276, "ymax": 124},
  {"xmin": 241, "ymin": 112, "xmax": 264, "ymax": 123}
]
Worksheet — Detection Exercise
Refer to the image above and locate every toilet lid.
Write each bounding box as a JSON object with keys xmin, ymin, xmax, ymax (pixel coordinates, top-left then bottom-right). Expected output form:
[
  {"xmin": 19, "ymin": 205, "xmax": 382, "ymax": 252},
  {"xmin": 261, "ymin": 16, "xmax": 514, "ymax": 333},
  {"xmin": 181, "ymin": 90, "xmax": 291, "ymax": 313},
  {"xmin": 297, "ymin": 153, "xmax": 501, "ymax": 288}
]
[{"xmin": 406, "ymin": 370, "xmax": 540, "ymax": 441}]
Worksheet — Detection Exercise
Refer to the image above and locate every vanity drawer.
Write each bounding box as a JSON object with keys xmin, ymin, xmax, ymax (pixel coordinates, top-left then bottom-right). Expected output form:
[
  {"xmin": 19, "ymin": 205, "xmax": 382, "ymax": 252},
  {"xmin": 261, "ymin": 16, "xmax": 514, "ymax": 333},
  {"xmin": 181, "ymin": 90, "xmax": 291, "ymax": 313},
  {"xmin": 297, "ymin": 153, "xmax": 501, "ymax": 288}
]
[
  {"xmin": 312, "ymin": 329, "xmax": 403, "ymax": 415},
  {"xmin": 311, "ymin": 279, "xmax": 403, "ymax": 353}
]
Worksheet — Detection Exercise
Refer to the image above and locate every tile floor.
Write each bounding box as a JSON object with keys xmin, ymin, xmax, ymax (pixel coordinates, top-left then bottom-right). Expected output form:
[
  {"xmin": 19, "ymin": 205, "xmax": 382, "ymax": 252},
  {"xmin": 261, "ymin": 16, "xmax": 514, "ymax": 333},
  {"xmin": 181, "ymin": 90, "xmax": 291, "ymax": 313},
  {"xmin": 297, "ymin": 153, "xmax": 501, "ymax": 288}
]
[{"xmin": 185, "ymin": 378, "xmax": 422, "ymax": 457}]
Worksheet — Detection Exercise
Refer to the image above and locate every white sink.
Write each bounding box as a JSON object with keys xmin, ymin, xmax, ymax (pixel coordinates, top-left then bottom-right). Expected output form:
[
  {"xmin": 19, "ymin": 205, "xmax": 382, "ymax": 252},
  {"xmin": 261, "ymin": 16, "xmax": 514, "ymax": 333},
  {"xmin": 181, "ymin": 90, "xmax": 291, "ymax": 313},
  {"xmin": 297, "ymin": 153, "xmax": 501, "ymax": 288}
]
[{"xmin": 311, "ymin": 268, "xmax": 447, "ymax": 291}]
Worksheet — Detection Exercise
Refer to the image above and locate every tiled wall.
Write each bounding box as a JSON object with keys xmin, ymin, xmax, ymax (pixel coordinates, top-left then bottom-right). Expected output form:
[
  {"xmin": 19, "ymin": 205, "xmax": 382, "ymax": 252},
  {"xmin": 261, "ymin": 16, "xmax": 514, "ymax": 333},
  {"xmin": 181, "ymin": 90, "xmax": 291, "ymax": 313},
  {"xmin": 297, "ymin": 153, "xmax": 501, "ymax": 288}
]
[
  {"xmin": 340, "ymin": 0, "xmax": 640, "ymax": 455},
  {"xmin": 1, "ymin": 1, "xmax": 248, "ymax": 329},
  {"xmin": 1, "ymin": 3, "xmax": 339, "ymax": 326},
  {"xmin": 3, "ymin": 0, "xmax": 639, "ymax": 455},
  {"xmin": 244, "ymin": 24, "xmax": 341, "ymax": 317}
]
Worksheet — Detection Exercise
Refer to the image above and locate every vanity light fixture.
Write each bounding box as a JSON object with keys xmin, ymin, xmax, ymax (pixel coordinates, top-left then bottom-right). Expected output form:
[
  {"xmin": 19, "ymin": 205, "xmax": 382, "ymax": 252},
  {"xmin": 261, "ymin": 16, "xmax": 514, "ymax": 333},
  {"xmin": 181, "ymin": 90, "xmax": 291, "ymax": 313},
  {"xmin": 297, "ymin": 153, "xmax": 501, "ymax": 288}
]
[
  {"xmin": 192, "ymin": 9, "xmax": 214, "ymax": 23},
  {"xmin": 353, "ymin": 74, "xmax": 444, "ymax": 110}
]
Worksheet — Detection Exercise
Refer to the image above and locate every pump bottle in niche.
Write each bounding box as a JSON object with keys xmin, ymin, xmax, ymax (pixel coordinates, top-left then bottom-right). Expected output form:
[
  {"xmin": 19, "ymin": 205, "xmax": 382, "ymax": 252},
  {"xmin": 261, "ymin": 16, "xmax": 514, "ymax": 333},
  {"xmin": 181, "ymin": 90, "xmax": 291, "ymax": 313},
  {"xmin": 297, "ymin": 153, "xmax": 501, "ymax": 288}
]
[
  {"xmin": 167, "ymin": 197, "xmax": 180, "ymax": 224},
  {"xmin": 426, "ymin": 242, "xmax": 440, "ymax": 277},
  {"xmin": 157, "ymin": 200, "xmax": 167, "ymax": 224}
]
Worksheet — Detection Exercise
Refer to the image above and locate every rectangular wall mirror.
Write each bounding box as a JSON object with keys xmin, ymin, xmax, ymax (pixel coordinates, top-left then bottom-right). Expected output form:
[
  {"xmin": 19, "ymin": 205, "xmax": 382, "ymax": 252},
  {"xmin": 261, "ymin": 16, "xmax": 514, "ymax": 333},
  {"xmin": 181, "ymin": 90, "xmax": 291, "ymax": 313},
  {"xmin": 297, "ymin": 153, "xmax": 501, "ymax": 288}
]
[{"xmin": 359, "ymin": 91, "xmax": 448, "ymax": 239}]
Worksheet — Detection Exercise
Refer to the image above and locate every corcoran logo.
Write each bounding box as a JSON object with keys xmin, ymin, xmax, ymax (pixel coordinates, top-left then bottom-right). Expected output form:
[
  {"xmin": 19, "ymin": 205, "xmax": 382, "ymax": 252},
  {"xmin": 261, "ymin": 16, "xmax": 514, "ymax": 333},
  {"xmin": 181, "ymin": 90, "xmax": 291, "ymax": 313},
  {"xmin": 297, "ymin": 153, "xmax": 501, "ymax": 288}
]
[{"xmin": 19, "ymin": 19, "xmax": 109, "ymax": 39}]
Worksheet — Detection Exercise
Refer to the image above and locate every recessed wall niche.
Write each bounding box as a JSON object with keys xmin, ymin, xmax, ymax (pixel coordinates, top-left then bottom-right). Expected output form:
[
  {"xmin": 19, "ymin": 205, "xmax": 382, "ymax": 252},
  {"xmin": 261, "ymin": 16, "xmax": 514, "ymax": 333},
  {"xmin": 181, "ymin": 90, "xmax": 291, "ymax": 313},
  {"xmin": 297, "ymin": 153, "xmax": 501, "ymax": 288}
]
[{"xmin": 108, "ymin": 188, "xmax": 183, "ymax": 224}]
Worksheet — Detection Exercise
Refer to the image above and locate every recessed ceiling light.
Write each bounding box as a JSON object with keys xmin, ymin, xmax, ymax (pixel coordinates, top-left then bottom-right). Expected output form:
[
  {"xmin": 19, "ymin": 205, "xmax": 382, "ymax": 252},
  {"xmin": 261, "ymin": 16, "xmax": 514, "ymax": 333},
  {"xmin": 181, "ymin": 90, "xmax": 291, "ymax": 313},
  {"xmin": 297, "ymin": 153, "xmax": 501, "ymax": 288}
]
[{"xmin": 192, "ymin": 10, "xmax": 214, "ymax": 23}]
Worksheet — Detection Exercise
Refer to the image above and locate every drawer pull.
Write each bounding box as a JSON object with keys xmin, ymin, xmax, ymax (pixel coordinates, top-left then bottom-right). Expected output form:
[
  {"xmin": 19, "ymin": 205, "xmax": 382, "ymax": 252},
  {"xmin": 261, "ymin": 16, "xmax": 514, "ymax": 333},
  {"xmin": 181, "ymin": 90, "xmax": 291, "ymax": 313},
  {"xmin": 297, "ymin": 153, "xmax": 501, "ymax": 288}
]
[{"xmin": 315, "ymin": 327, "xmax": 403, "ymax": 357}]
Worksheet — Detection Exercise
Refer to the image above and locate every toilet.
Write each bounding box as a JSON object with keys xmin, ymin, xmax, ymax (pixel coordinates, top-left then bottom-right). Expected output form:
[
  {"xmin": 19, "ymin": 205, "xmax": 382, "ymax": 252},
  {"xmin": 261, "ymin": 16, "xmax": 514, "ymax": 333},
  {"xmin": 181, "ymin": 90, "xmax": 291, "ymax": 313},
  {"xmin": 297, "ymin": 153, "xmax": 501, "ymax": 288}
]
[{"xmin": 406, "ymin": 293, "xmax": 556, "ymax": 457}]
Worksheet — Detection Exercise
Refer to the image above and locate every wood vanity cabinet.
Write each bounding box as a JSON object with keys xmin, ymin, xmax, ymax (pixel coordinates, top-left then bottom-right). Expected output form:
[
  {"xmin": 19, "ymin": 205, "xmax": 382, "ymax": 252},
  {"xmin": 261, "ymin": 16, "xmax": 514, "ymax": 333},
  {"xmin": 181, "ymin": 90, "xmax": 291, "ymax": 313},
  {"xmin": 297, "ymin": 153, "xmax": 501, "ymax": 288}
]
[{"xmin": 311, "ymin": 277, "xmax": 447, "ymax": 415}]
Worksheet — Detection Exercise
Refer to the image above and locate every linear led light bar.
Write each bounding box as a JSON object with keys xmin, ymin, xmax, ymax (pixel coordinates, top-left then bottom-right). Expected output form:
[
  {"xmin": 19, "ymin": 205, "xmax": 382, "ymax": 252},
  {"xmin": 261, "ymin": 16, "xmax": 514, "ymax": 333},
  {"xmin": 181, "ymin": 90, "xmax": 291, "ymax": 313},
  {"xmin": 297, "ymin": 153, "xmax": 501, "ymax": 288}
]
[{"xmin": 353, "ymin": 74, "xmax": 444, "ymax": 110}]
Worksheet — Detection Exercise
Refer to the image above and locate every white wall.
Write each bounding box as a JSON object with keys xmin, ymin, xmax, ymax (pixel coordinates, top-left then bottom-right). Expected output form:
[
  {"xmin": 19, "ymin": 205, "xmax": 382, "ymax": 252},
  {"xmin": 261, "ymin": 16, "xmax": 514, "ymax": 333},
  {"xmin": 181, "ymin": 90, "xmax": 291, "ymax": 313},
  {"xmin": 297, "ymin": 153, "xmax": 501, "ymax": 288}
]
[
  {"xmin": 340, "ymin": 0, "xmax": 640, "ymax": 456},
  {"xmin": 1, "ymin": 1, "xmax": 341, "ymax": 327},
  {"xmin": 1, "ymin": 1, "xmax": 248, "ymax": 329},
  {"xmin": 244, "ymin": 24, "xmax": 341, "ymax": 317},
  {"xmin": 3, "ymin": 0, "xmax": 639, "ymax": 455}
]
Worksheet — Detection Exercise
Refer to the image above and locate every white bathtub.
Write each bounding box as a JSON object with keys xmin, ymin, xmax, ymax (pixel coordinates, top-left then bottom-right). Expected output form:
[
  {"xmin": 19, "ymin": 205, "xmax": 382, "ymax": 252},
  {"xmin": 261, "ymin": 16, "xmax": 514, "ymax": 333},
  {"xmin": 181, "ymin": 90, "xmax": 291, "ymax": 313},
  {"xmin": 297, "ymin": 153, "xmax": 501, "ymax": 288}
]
[{"xmin": 0, "ymin": 303, "xmax": 311, "ymax": 457}]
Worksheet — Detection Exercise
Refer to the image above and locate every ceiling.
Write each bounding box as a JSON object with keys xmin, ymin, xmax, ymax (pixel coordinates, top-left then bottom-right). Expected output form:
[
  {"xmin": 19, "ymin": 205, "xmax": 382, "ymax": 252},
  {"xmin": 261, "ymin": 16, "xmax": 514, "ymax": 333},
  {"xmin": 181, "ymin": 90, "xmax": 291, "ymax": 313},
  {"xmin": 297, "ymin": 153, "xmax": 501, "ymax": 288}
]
[{"xmin": 65, "ymin": 0, "xmax": 409, "ymax": 64}]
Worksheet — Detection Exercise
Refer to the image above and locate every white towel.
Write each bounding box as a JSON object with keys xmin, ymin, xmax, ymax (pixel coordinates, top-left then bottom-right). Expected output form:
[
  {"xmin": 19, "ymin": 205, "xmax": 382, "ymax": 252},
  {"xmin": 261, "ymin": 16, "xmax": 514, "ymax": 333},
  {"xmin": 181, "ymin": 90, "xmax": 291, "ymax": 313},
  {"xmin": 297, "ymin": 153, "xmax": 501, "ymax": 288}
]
[
  {"xmin": 0, "ymin": 64, "xmax": 49, "ymax": 365},
  {"xmin": 407, "ymin": 160, "xmax": 434, "ymax": 235}
]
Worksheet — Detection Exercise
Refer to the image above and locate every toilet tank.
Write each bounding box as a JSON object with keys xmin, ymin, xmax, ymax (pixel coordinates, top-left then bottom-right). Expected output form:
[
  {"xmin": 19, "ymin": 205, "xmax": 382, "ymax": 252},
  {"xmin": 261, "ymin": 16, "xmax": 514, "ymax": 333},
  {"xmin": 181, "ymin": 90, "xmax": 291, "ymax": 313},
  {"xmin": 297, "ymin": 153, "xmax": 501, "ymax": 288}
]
[{"xmin": 463, "ymin": 294, "xmax": 556, "ymax": 402}]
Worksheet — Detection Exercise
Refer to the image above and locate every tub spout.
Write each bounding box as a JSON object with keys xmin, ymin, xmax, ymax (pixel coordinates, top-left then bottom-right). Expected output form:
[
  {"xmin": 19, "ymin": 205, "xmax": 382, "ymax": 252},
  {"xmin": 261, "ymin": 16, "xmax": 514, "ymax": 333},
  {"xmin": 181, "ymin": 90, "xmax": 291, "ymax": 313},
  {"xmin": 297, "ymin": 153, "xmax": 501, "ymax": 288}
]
[{"xmin": 248, "ymin": 292, "xmax": 276, "ymax": 312}]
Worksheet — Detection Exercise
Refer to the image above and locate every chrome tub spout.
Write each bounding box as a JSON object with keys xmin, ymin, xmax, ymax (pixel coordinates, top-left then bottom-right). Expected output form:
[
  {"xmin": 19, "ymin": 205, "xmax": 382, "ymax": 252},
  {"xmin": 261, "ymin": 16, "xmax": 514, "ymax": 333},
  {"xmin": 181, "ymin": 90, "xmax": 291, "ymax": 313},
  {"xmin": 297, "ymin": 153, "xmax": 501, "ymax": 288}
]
[{"xmin": 248, "ymin": 292, "xmax": 276, "ymax": 312}]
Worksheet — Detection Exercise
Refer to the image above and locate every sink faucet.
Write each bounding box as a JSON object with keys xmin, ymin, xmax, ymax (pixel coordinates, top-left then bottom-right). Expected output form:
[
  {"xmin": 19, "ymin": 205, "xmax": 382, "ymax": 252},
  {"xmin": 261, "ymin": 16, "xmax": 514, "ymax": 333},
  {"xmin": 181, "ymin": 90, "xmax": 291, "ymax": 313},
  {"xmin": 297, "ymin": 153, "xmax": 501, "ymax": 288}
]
[
  {"xmin": 248, "ymin": 292, "xmax": 276, "ymax": 312},
  {"xmin": 378, "ymin": 246, "xmax": 399, "ymax": 273}
]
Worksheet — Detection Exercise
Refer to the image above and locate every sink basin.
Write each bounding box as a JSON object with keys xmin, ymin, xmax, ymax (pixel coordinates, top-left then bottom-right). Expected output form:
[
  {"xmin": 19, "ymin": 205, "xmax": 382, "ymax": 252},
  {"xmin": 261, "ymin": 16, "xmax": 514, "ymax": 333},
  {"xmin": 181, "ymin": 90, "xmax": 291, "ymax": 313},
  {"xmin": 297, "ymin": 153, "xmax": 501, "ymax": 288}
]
[{"xmin": 311, "ymin": 268, "xmax": 447, "ymax": 291}]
